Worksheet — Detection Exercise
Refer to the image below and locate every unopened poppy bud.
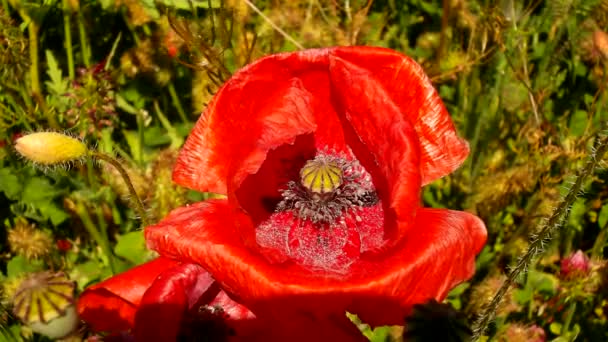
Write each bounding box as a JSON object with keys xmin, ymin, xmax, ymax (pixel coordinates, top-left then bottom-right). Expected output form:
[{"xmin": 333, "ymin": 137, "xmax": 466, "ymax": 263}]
[
  {"xmin": 12, "ymin": 272, "xmax": 79, "ymax": 339},
  {"xmin": 593, "ymin": 30, "xmax": 608, "ymax": 61},
  {"xmin": 560, "ymin": 250, "xmax": 591, "ymax": 279},
  {"xmin": 14, "ymin": 132, "xmax": 87, "ymax": 165}
]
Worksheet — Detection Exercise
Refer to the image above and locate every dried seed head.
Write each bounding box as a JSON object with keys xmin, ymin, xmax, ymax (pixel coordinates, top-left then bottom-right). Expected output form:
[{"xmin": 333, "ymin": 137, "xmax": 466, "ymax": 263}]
[
  {"xmin": 12, "ymin": 272, "xmax": 78, "ymax": 339},
  {"xmin": 14, "ymin": 132, "xmax": 87, "ymax": 166},
  {"xmin": 7, "ymin": 219, "xmax": 53, "ymax": 260}
]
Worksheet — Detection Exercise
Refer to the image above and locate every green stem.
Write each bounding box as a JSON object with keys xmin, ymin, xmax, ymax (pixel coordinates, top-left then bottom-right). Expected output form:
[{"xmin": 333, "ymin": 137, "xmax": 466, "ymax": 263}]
[
  {"xmin": 63, "ymin": 0, "xmax": 75, "ymax": 80},
  {"xmin": 562, "ymin": 302, "xmax": 576, "ymax": 334},
  {"xmin": 92, "ymin": 152, "xmax": 149, "ymax": 228},
  {"xmin": 472, "ymin": 129, "xmax": 608, "ymax": 340},
  {"xmin": 153, "ymin": 100, "xmax": 183, "ymax": 149},
  {"xmin": 77, "ymin": 10, "xmax": 90, "ymax": 67},
  {"xmin": 27, "ymin": 20, "xmax": 41, "ymax": 97},
  {"xmin": 95, "ymin": 205, "xmax": 115, "ymax": 274},
  {"xmin": 26, "ymin": 16, "xmax": 57, "ymax": 127},
  {"xmin": 168, "ymin": 82, "xmax": 188, "ymax": 123},
  {"xmin": 75, "ymin": 201, "xmax": 115, "ymax": 275}
]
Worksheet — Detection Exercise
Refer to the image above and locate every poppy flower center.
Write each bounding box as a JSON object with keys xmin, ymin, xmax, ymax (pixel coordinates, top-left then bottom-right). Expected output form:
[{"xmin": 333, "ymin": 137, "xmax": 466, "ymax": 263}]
[
  {"xmin": 276, "ymin": 151, "xmax": 379, "ymax": 224},
  {"xmin": 255, "ymin": 149, "xmax": 385, "ymax": 274}
]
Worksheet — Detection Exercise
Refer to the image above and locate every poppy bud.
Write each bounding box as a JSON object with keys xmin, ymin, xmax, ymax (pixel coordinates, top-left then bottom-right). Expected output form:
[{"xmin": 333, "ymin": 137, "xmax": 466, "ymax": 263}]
[
  {"xmin": 14, "ymin": 132, "xmax": 87, "ymax": 165},
  {"xmin": 12, "ymin": 272, "xmax": 79, "ymax": 339},
  {"xmin": 560, "ymin": 250, "xmax": 591, "ymax": 279}
]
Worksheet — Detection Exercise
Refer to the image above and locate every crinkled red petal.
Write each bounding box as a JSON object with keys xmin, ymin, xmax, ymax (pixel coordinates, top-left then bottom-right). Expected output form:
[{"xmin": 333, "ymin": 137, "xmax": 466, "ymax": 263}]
[
  {"xmin": 145, "ymin": 201, "xmax": 486, "ymax": 325},
  {"xmin": 328, "ymin": 51, "xmax": 422, "ymax": 242},
  {"xmin": 133, "ymin": 262, "xmax": 216, "ymax": 341},
  {"xmin": 329, "ymin": 47, "xmax": 470, "ymax": 185},
  {"xmin": 174, "ymin": 47, "xmax": 467, "ymax": 199},
  {"xmin": 77, "ymin": 257, "xmax": 179, "ymax": 332},
  {"xmin": 172, "ymin": 53, "xmax": 335, "ymax": 194}
]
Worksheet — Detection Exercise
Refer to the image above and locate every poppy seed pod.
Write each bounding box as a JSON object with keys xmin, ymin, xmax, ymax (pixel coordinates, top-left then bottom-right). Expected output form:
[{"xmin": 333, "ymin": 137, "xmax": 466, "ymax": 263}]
[{"xmin": 12, "ymin": 272, "xmax": 79, "ymax": 339}]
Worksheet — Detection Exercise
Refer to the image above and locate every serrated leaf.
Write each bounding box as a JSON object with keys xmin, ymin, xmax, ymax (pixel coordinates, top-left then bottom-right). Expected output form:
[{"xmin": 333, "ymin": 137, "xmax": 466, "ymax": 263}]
[{"xmin": 45, "ymin": 50, "xmax": 68, "ymax": 95}]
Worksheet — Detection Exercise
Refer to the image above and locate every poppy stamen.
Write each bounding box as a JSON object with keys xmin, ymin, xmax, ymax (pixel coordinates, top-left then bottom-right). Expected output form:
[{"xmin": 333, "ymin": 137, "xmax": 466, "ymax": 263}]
[{"xmin": 276, "ymin": 150, "xmax": 378, "ymax": 224}]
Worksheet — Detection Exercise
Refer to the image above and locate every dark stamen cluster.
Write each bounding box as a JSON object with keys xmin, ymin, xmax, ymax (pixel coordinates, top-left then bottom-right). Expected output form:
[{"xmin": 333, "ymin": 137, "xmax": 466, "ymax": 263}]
[{"xmin": 276, "ymin": 151, "xmax": 378, "ymax": 224}]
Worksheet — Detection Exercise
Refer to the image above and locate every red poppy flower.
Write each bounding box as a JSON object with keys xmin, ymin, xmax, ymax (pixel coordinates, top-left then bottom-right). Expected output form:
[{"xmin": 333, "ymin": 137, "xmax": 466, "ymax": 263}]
[{"xmin": 145, "ymin": 46, "xmax": 486, "ymax": 328}]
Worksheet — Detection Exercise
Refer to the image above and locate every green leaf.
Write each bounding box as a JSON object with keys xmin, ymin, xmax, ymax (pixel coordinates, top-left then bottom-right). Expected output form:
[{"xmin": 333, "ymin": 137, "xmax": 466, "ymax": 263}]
[
  {"xmin": 70, "ymin": 260, "xmax": 104, "ymax": 290},
  {"xmin": 599, "ymin": 204, "xmax": 608, "ymax": 228},
  {"xmin": 0, "ymin": 168, "xmax": 22, "ymax": 200},
  {"xmin": 367, "ymin": 326, "xmax": 392, "ymax": 342},
  {"xmin": 114, "ymin": 231, "xmax": 150, "ymax": 265},
  {"xmin": 21, "ymin": 177, "xmax": 60, "ymax": 203},
  {"xmin": 568, "ymin": 110, "xmax": 588, "ymax": 137},
  {"xmin": 6, "ymin": 255, "xmax": 44, "ymax": 278}
]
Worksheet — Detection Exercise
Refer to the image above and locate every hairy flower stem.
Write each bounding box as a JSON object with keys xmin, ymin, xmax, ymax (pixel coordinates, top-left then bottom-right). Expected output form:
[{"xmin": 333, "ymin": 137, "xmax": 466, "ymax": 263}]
[
  {"xmin": 63, "ymin": 0, "xmax": 75, "ymax": 80},
  {"xmin": 472, "ymin": 129, "xmax": 608, "ymax": 340},
  {"xmin": 92, "ymin": 152, "xmax": 149, "ymax": 228}
]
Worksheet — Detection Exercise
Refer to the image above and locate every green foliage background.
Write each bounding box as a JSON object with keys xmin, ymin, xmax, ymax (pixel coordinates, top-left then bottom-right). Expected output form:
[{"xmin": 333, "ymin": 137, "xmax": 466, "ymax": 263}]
[{"xmin": 1, "ymin": 0, "xmax": 608, "ymax": 341}]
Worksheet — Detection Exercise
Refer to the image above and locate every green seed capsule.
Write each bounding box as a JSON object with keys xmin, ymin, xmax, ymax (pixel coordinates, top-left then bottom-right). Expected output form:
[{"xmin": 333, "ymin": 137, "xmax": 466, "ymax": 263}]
[
  {"xmin": 12, "ymin": 272, "xmax": 78, "ymax": 339},
  {"xmin": 300, "ymin": 158, "xmax": 343, "ymax": 194}
]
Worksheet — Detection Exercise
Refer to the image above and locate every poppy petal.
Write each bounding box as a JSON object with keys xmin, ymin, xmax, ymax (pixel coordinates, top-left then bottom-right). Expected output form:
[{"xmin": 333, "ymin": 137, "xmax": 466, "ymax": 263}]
[
  {"xmin": 77, "ymin": 257, "xmax": 180, "ymax": 332},
  {"xmin": 133, "ymin": 263, "xmax": 216, "ymax": 341},
  {"xmin": 328, "ymin": 50, "xmax": 422, "ymax": 241},
  {"xmin": 172, "ymin": 58, "xmax": 318, "ymax": 194},
  {"xmin": 329, "ymin": 47, "xmax": 470, "ymax": 185},
  {"xmin": 146, "ymin": 202, "xmax": 486, "ymax": 325}
]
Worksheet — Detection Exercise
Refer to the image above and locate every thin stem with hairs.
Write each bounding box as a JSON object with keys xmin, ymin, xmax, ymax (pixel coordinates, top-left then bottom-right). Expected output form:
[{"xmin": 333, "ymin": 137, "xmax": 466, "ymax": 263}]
[
  {"xmin": 91, "ymin": 152, "xmax": 150, "ymax": 228},
  {"xmin": 472, "ymin": 128, "xmax": 608, "ymax": 340}
]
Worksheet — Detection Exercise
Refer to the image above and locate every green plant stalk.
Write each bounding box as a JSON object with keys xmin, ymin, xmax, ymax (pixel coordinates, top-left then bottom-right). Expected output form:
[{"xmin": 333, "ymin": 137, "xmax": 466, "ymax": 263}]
[
  {"xmin": 75, "ymin": 201, "xmax": 116, "ymax": 275},
  {"xmin": 77, "ymin": 10, "xmax": 90, "ymax": 67},
  {"xmin": 168, "ymin": 82, "xmax": 188, "ymax": 123},
  {"xmin": 562, "ymin": 302, "xmax": 576, "ymax": 334},
  {"xmin": 92, "ymin": 151, "xmax": 149, "ymax": 228},
  {"xmin": 63, "ymin": 0, "xmax": 75, "ymax": 80},
  {"xmin": 472, "ymin": 129, "xmax": 608, "ymax": 340},
  {"xmin": 153, "ymin": 100, "xmax": 183, "ymax": 149},
  {"xmin": 94, "ymin": 205, "xmax": 115, "ymax": 275},
  {"xmin": 27, "ymin": 20, "xmax": 41, "ymax": 97}
]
